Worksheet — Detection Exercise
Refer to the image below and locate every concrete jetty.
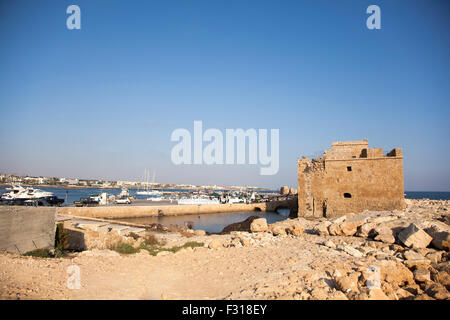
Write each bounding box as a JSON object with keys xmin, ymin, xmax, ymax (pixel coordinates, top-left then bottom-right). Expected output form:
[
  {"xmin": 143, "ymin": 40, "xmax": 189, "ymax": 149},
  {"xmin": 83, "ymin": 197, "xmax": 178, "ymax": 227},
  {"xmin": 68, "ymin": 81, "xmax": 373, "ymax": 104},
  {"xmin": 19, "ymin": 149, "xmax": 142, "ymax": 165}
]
[{"xmin": 58, "ymin": 199, "xmax": 298, "ymax": 219}]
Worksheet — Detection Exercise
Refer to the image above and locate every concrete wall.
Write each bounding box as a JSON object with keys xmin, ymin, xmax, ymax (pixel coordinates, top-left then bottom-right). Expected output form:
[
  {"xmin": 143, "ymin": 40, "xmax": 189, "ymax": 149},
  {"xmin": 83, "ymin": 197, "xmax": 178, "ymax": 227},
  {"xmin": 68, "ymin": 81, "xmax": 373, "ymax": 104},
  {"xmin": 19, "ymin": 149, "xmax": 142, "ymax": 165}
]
[
  {"xmin": 298, "ymin": 140, "xmax": 405, "ymax": 218},
  {"xmin": 0, "ymin": 206, "xmax": 57, "ymax": 254},
  {"xmin": 58, "ymin": 200, "xmax": 298, "ymax": 219}
]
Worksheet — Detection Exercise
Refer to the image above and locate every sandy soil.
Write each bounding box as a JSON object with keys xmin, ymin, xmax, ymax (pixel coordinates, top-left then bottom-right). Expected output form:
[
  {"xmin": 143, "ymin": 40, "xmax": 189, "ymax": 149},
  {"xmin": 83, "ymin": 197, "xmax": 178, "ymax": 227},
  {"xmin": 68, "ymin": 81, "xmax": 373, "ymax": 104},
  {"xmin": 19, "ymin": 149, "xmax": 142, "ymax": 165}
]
[{"xmin": 0, "ymin": 199, "xmax": 449, "ymax": 300}]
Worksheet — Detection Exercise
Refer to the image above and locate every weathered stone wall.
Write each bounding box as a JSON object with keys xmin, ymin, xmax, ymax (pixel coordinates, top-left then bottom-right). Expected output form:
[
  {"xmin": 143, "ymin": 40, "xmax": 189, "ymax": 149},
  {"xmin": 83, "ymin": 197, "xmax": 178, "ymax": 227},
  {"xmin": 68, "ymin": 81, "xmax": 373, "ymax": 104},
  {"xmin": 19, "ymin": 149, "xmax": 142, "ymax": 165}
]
[
  {"xmin": 0, "ymin": 206, "xmax": 57, "ymax": 254},
  {"xmin": 298, "ymin": 140, "xmax": 405, "ymax": 218}
]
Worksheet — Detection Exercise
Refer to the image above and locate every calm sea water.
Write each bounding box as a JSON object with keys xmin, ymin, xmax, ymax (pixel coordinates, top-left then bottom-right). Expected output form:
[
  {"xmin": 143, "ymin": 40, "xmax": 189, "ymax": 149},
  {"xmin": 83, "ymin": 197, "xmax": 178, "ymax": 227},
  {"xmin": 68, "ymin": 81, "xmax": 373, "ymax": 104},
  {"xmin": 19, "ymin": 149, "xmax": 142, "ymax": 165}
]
[
  {"xmin": 404, "ymin": 191, "xmax": 450, "ymax": 200},
  {"xmin": 115, "ymin": 211, "xmax": 287, "ymax": 234}
]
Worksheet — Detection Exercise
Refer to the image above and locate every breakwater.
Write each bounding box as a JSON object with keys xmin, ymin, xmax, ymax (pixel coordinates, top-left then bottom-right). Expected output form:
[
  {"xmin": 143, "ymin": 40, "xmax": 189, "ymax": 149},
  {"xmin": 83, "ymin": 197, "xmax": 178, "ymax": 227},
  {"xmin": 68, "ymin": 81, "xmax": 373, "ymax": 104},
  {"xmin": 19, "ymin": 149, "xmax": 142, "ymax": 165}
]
[{"xmin": 57, "ymin": 200, "xmax": 297, "ymax": 219}]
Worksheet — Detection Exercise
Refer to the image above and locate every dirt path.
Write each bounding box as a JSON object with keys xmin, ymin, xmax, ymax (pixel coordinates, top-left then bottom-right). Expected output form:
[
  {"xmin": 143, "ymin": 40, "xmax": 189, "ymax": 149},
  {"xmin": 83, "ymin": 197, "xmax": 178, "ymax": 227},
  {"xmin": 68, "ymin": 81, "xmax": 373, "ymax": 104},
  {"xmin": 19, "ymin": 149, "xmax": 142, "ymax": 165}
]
[{"xmin": 0, "ymin": 234, "xmax": 360, "ymax": 300}]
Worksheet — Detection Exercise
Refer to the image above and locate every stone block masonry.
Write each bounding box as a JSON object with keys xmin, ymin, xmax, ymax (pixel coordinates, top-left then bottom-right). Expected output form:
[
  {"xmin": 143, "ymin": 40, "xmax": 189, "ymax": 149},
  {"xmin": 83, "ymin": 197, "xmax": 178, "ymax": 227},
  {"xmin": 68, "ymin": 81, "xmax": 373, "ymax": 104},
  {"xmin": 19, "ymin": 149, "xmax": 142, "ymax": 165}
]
[
  {"xmin": 298, "ymin": 140, "xmax": 405, "ymax": 218},
  {"xmin": 0, "ymin": 206, "xmax": 57, "ymax": 254}
]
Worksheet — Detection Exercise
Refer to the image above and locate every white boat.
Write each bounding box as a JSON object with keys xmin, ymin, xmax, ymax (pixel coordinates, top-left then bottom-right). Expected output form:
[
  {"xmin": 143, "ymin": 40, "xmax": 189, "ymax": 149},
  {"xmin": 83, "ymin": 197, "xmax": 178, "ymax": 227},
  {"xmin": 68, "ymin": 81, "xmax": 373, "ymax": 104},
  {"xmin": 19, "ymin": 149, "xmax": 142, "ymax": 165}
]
[
  {"xmin": 178, "ymin": 197, "xmax": 220, "ymax": 205},
  {"xmin": 0, "ymin": 185, "xmax": 64, "ymax": 206},
  {"xmin": 1, "ymin": 185, "xmax": 54, "ymax": 200},
  {"xmin": 137, "ymin": 189, "xmax": 162, "ymax": 196},
  {"xmin": 147, "ymin": 196, "xmax": 163, "ymax": 201},
  {"xmin": 118, "ymin": 188, "xmax": 130, "ymax": 198},
  {"xmin": 137, "ymin": 168, "xmax": 162, "ymax": 195}
]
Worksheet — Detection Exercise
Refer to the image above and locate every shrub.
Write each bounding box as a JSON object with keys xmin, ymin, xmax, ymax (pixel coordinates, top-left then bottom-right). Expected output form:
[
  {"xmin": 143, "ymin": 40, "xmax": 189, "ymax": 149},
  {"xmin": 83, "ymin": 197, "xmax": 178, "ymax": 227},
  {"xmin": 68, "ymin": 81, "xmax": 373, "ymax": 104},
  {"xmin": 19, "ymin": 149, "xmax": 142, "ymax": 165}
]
[
  {"xmin": 110, "ymin": 242, "xmax": 139, "ymax": 254},
  {"xmin": 141, "ymin": 234, "xmax": 165, "ymax": 247},
  {"xmin": 23, "ymin": 249, "xmax": 53, "ymax": 258},
  {"xmin": 54, "ymin": 223, "xmax": 68, "ymax": 251}
]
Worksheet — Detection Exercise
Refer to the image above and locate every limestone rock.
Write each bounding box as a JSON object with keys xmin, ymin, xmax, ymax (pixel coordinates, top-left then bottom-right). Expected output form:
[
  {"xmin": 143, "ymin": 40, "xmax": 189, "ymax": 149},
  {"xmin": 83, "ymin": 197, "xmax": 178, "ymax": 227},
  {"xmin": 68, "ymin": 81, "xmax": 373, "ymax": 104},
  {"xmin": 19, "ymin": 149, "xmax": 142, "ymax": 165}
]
[
  {"xmin": 398, "ymin": 224, "xmax": 433, "ymax": 248},
  {"xmin": 379, "ymin": 260, "xmax": 415, "ymax": 287},
  {"xmin": 430, "ymin": 268, "xmax": 450, "ymax": 290},
  {"xmin": 374, "ymin": 233, "xmax": 396, "ymax": 244},
  {"xmin": 413, "ymin": 269, "xmax": 430, "ymax": 283},
  {"xmin": 339, "ymin": 221, "xmax": 360, "ymax": 236},
  {"xmin": 357, "ymin": 223, "xmax": 376, "ymax": 238},
  {"xmin": 313, "ymin": 221, "xmax": 331, "ymax": 236},
  {"xmin": 238, "ymin": 236, "xmax": 251, "ymax": 247},
  {"xmin": 424, "ymin": 281, "xmax": 450, "ymax": 300},
  {"xmin": 324, "ymin": 240, "xmax": 336, "ymax": 249},
  {"xmin": 156, "ymin": 251, "xmax": 171, "ymax": 256},
  {"xmin": 403, "ymin": 250, "xmax": 424, "ymax": 261},
  {"xmin": 285, "ymin": 224, "xmax": 304, "ymax": 237},
  {"xmin": 425, "ymin": 225, "xmax": 450, "ymax": 251},
  {"xmin": 343, "ymin": 245, "xmax": 363, "ymax": 258},
  {"xmin": 250, "ymin": 218, "xmax": 268, "ymax": 233},
  {"xmin": 194, "ymin": 229, "xmax": 206, "ymax": 236},
  {"xmin": 425, "ymin": 251, "xmax": 443, "ymax": 263},
  {"xmin": 271, "ymin": 225, "xmax": 287, "ymax": 236},
  {"xmin": 328, "ymin": 223, "xmax": 344, "ymax": 236},
  {"xmin": 402, "ymin": 259, "xmax": 431, "ymax": 270},
  {"xmin": 208, "ymin": 239, "xmax": 224, "ymax": 249},
  {"xmin": 334, "ymin": 273, "xmax": 360, "ymax": 294},
  {"xmin": 79, "ymin": 249, "xmax": 120, "ymax": 257},
  {"xmin": 280, "ymin": 186, "xmax": 290, "ymax": 195},
  {"xmin": 357, "ymin": 288, "xmax": 389, "ymax": 300}
]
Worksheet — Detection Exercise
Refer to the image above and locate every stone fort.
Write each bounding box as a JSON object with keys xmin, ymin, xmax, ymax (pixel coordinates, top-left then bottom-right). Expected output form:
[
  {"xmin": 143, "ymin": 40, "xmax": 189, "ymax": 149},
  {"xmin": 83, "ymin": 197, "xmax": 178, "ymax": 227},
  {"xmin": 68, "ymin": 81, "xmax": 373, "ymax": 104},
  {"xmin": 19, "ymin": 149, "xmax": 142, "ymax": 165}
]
[{"xmin": 297, "ymin": 139, "xmax": 405, "ymax": 218}]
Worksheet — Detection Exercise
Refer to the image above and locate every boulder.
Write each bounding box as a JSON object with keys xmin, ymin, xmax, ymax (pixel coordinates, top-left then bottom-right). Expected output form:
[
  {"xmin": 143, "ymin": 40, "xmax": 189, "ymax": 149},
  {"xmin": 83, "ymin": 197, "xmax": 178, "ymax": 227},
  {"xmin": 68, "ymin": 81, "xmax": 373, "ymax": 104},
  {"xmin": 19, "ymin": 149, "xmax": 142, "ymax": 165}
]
[
  {"xmin": 328, "ymin": 223, "xmax": 344, "ymax": 236},
  {"xmin": 221, "ymin": 216, "xmax": 260, "ymax": 233},
  {"xmin": 194, "ymin": 229, "xmax": 206, "ymax": 236},
  {"xmin": 424, "ymin": 282, "xmax": 450, "ymax": 300},
  {"xmin": 285, "ymin": 223, "xmax": 304, "ymax": 237},
  {"xmin": 357, "ymin": 223, "xmax": 376, "ymax": 238},
  {"xmin": 250, "ymin": 218, "xmax": 268, "ymax": 233},
  {"xmin": 379, "ymin": 260, "xmax": 415, "ymax": 287},
  {"xmin": 334, "ymin": 272, "xmax": 360, "ymax": 294},
  {"xmin": 238, "ymin": 236, "xmax": 252, "ymax": 247},
  {"xmin": 357, "ymin": 288, "xmax": 390, "ymax": 300},
  {"xmin": 280, "ymin": 186, "xmax": 290, "ymax": 195},
  {"xmin": 413, "ymin": 269, "xmax": 431, "ymax": 283},
  {"xmin": 313, "ymin": 221, "xmax": 331, "ymax": 236},
  {"xmin": 425, "ymin": 225, "xmax": 450, "ymax": 251},
  {"xmin": 425, "ymin": 251, "xmax": 443, "ymax": 263},
  {"xmin": 208, "ymin": 239, "xmax": 224, "ymax": 249},
  {"xmin": 398, "ymin": 224, "xmax": 433, "ymax": 249},
  {"xmin": 403, "ymin": 250, "xmax": 424, "ymax": 261},
  {"xmin": 324, "ymin": 240, "xmax": 336, "ymax": 249},
  {"xmin": 374, "ymin": 232, "xmax": 396, "ymax": 244},
  {"xmin": 343, "ymin": 245, "xmax": 363, "ymax": 258},
  {"xmin": 402, "ymin": 259, "xmax": 431, "ymax": 270},
  {"xmin": 271, "ymin": 225, "xmax": 287, "ymax": 236},
  {"xmin": 339, "ymin": 221, "xmax": 360, "ymax": 236}
]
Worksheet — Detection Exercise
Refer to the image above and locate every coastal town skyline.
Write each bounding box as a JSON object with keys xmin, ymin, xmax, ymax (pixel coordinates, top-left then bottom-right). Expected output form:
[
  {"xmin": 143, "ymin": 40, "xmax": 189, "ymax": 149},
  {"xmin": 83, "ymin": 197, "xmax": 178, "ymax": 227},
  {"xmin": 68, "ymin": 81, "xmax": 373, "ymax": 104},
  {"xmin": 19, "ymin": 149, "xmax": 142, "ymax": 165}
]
[{"xmin": 1, "ymin": 1, "xmax": 449, "ymax": 190}]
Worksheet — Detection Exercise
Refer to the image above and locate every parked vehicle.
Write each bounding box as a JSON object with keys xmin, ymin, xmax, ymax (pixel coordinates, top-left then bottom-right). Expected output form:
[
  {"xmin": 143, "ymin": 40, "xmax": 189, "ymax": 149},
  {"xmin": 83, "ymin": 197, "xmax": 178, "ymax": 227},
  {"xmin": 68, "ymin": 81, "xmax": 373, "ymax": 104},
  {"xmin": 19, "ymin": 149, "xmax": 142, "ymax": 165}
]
[
  {"xmin": 73, "ymin": 198, "xmax": 99, "ymax": 207},
  {"xmin": 115, "ymin": 197, "xmax": 131, "ymax": 204}
]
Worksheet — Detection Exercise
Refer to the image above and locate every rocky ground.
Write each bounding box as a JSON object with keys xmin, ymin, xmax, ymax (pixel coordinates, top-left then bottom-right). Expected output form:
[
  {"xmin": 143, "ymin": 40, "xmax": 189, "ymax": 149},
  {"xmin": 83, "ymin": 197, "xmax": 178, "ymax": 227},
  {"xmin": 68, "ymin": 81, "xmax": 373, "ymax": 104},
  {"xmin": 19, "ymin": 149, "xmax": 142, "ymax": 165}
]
[{"xmin": 0, "ymin": 199, "xmax": 449, "ymax": 300}]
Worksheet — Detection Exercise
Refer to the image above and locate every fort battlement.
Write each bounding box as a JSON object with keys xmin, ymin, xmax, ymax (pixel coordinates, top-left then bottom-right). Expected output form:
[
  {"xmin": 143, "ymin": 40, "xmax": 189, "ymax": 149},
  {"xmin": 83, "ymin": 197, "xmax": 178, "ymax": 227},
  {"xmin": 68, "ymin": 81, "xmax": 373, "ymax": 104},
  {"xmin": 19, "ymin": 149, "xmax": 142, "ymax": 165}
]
[{"xmin": 298, "ymin": 140, "xmax": 405, "ymax": 218}]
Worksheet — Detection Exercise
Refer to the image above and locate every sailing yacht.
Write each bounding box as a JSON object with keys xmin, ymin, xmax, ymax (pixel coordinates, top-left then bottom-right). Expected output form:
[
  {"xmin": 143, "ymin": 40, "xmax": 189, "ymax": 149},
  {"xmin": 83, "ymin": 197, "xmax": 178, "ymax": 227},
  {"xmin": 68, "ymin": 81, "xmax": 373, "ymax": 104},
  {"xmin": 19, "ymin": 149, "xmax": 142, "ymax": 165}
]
[{"xmin": 137, "ymin": 169, "xmax": 162, "ymax": 196}]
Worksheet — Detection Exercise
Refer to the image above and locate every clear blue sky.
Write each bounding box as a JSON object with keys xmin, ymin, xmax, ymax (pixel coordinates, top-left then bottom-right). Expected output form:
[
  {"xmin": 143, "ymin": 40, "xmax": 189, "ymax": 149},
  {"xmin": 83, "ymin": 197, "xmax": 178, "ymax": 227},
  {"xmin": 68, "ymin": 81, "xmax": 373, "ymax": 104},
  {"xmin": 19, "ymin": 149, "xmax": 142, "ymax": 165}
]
[{"xmin": 0, "ymin": 0, "xmax": 449, "ymax": 190}]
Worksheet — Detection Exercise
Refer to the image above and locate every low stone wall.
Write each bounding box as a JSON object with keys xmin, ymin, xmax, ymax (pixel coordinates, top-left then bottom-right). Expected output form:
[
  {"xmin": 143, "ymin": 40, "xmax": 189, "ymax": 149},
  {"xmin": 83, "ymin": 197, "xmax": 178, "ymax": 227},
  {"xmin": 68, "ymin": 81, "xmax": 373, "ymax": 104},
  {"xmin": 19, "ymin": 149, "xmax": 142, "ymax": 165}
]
[
  {"xmin": 0, "ymin": 206, "xmax": 57, "ymax": 254},
  {"xmin": 58, "ymin": 200, "xmax": 297, "ymax": 219}
]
